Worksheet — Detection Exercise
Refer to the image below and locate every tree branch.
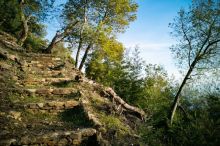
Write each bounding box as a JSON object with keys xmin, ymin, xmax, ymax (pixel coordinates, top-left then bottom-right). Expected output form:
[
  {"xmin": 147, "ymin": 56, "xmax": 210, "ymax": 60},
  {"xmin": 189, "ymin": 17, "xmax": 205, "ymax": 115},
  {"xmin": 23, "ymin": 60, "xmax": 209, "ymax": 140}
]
[
  {"xmin": 202, "ymin": 39, "xmax": 220, "ymax": 55},
  {"xmin": 180, "ymin": 17, "xmax": 192, "ymax": 67},
  {"xmin": 177, "ymin": 105, "xmax": 188, "ymax": 119}
]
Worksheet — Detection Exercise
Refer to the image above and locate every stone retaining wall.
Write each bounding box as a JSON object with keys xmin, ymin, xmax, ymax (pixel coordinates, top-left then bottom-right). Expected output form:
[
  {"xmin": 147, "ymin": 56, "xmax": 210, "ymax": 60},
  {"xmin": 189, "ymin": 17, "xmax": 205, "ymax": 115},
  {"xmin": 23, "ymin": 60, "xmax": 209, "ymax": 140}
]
[{"xmin": 25, "ymin": 100, "xmax": 79, "ymax": 111}]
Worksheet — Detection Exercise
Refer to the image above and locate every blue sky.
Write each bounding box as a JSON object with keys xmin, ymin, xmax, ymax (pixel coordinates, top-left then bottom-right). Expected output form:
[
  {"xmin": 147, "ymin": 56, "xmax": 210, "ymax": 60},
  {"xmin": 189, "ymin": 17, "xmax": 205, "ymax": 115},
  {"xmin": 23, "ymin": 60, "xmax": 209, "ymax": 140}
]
[{"xmin": 118, "ymin": 0, "xmax": 191, "ymax": 78}]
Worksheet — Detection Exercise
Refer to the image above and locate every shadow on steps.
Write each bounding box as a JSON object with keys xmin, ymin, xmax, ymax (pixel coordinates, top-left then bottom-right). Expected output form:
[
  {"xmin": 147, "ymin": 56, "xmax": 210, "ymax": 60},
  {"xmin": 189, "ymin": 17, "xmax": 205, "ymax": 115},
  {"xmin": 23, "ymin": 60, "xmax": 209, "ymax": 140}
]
[{"xmin": 59, "ymin": 106, "xmax": 93, "ymax": 128}]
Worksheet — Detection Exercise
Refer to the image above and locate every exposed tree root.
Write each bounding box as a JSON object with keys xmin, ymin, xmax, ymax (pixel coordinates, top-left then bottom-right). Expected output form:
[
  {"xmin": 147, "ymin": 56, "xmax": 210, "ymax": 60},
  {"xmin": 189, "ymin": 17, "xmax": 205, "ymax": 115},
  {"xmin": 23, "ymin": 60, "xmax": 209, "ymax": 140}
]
[
  {"xmin": 104, "ymin": 87, "xmax": 146, "ymax": 120},
  {"xmin": 82, "ymin": 78, "xmax": 146, "ymax": 120}
]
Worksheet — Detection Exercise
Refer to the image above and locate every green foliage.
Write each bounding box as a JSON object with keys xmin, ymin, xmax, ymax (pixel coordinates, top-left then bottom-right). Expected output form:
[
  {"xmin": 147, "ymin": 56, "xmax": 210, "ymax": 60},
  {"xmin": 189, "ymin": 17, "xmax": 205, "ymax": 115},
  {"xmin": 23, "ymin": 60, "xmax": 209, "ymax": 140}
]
[
  {"xmin": 85, "ymin": 35, "xmax": 124, "ymax": 84},
  {"xmin": 138, "ymin": 89, "xmax": 220, "ymax": 146},
  {"xmin": 0, "ymin": 0, "xmax": 22, "ymax": 36},
  {"xmin": 86, "ymin": 47, "xmax": 146, "ymax": 104},
  {"xmin": 100, "ymin": 114, "xmax": 129, "ymax": 134},
  {"xmin": 113, "ymin": 48, "xmax": 146, "ymax": 104},
  {"xmin": 63, "ymin": 0, "xmax": 138, "ymax": 33},
  {"xmin": 23, "ymin": 34, "xmax": 47, "ymax": 52},
  {"xmin": 166, "ymin": 92, "xmax": 220, "ymax": 146},
  {"xmin": 139, "ymin": 64, "xmax": 173, "ymax": 111}
]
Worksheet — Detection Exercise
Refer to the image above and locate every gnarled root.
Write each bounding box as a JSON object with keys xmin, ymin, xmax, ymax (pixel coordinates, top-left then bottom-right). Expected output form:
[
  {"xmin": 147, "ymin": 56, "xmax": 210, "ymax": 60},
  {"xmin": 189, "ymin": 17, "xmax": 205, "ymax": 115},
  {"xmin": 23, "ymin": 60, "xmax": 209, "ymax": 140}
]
[{"xmin": 102, "ymin": 87, "xmax": 146, "ymax": 120}]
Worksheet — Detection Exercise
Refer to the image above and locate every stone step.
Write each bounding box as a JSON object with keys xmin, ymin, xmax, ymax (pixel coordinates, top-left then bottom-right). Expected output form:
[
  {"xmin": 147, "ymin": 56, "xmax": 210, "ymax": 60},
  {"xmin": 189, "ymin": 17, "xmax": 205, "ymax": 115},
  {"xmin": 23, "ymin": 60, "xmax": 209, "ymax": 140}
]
[
  {"xmin": 26, "ymin": 69, "xmax": 77, "ymax": 78},
  {"xmin": 22, "ymin": 62, "xmax": 64, "ymax": 70},
  {"xmin": 26, "ymin": 88, "xmax": 78, "ymax": 95},
  {"xmin": 28, "ymin": 69, "xmax": 64, "ymax": 74},
  {"xmin": 21, "ymin": 56, "xmax": 62, "ymax": 64},
  {"xmin": 22, "ymin": 77, "xmax": 74, "ymax": 85},
  {"xmin": 22, "ymin": 56, "xmax": 63, "ymax": 63},
  {"xmin": 25, "ymin": 60, "xmax": 63, "ymax": 66},
  {"xmin": 25, "ymin": 100, "xmax": 80, "ymax": 111},
  {"xmin": 0, "ymin": 128, "xmax": 97, "ymax": 146},
  {"xmin": 23, "ymin": 53, "xmax": 55, "ymax": 57},
  {"xmin": 20, "ymin": 57, "xmax": 63, "ymax": 67},
  {"xmin": 26, "ymin": 69, "xmax": 66, "ymax": 77}
]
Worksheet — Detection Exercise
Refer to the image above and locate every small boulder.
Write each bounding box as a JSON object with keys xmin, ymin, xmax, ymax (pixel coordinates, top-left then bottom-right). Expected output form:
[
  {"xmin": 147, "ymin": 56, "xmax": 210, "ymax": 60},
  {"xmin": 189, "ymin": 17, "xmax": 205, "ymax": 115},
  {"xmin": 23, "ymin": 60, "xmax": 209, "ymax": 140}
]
[
  {"xmin": 37, "ymin": 103, "xmax": 44, "ymax": 108},
  {"xmin": 9, "ymin": 111, "xmax": 21, "ymax": 120},
  {"xmin": 65, "ymin": 100, "xmax": 79, "ymax": 108}
]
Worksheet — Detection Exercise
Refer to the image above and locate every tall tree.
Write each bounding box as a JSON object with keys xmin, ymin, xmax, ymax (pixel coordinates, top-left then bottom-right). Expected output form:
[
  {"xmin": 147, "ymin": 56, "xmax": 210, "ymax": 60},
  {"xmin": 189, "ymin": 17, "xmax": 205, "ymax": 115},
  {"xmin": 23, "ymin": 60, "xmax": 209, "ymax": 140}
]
[
  {"xmin": 58, "ymin": 0, "xmax": 137, "ymax": 70},
  {"xmin": 169, "ymin": 0, "xmax": 220, "ymax": 125}
]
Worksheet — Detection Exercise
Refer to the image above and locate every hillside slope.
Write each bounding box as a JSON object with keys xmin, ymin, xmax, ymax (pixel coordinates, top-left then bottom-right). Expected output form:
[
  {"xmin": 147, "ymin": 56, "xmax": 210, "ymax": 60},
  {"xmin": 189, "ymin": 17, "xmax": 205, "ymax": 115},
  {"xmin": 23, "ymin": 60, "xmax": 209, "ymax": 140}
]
[{"xmin": 0, "ymin": 34, "xmax": 145, "ymax": 146}]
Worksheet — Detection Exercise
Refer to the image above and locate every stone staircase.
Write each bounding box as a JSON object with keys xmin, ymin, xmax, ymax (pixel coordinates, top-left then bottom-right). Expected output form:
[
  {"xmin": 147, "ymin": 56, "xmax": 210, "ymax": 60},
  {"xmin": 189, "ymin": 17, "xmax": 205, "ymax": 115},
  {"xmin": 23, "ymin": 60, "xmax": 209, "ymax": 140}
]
[
  {"xmin": 0, "ymin": 53, "xmax": 101, "ymax": 146},
  {"xmin": 0, "ymin": 45, "xmax": 145, "ymax": 145}
]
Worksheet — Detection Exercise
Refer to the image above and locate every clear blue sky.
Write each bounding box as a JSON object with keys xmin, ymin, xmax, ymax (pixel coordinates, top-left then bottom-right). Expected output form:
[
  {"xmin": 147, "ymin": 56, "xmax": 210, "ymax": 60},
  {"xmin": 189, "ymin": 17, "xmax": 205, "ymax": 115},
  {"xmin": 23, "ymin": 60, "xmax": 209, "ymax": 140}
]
[{"xmin": 118, "ymin": 0, "xmax": 191, "ymax": 78}]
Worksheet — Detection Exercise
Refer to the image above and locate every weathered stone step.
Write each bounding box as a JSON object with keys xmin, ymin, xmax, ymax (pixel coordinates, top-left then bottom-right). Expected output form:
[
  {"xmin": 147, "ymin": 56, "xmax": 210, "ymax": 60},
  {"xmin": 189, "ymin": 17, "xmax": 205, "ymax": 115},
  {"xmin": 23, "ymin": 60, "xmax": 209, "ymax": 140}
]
[
  {"xmin": 22, "ymin": 77, "xmax": 74, "ymax": 85},
  {"xmin": 25, "ymin": 60, "xmax": 63, "ymax": 66},
  {"xmin": 26, "ymin": 70, "xmax": 77, "ymax": 78},
  {"xmin": 22, "ymin": 56, "xmax": 63, "ymax": 64},
  {"xmin": 20, "ymin": 56, "xmax": 63, "ymax": 66},
  {"xmin": 22, "ymin": 63, "xmax": 64, "ymax": 71},
  {"xmin": 0, "ymin": 128, "xmax": 97, "ymax": 146},
  {"xmin": 28, "ymin": 69, "xmax": 64, "ymax": 75},
  {"xmin": 23, "ymin": 53, "xmax": 55, "ymax": 57},
  {"xmin": 26, "ymin": 88, "xmax": 78, "ymax": 95},
  {"xmin": 25, "ymin": 100, "xmax": 79, "ymax": 111}
]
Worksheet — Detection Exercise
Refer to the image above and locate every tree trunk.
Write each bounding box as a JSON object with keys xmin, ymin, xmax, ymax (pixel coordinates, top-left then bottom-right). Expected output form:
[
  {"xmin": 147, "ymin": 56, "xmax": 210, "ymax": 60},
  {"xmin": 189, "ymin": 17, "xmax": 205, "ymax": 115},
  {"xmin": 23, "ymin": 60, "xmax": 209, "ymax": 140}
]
[
  {"xmin": 44, "ymin": 32, "xmax": 60, "ymax": 53},
  {"xmin": 18, "ymin": 14, "xmax": 29, "ymax": 46},
  {"xmin": 45, "ymin": 21, "xmax": 79, "ymax": 54},
  {"xmin": 75, "ymin": 4, "xmax": 86, "ymax": 68},
  {"xmin": 169, "ymin": 60, "xmax": 197, "ymax": 125},
  {"xmin": 17, "ymin": 0, "xmax": 29, "ymax": 46},
  {"xmin": 75, "ymin": 37, "xmax": 83, "ymax": 68},
  {"xmin": 78, "ymin": 43, "xmax": 92, "ymax": 71},
  {"xmin": 104, "ymin": 87, "xmax": 146, "ymax": 120}
]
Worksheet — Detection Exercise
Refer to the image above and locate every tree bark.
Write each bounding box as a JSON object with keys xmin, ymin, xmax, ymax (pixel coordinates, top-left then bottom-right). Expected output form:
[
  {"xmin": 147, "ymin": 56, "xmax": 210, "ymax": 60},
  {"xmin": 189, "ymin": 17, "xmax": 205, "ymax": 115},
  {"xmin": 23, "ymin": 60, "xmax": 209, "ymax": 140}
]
[
  {"xmin": 18, "ymin": 17, "xmax": 29, "ymax": 46},
  {"xmin": 169, "ymin": 59, "xmax": 197, "ymax": 125},
  {"xmin": 45, "ymin": 21, "xmax": 79, "ymax": 54},
  {"xmin": 18, "ymin": 0, "xmax": 29, "ymax": 46},
  {"xmin": 75, "ymin": 2, "xmax": 87, "ymax": 68},
  {"xmin": 75, "ymin": 37, "xmax": 83, "ymax": 68},
  {"xmin": 105, "ymin": 87, "xmax": 146, "ymax": 120},
  {"xmin": 78, "ymin": 43, "xmax": 92, "ymax": 71},
  {"xmin": 44, "ymin": 31, "xmax": 60, "ymax": 53}
]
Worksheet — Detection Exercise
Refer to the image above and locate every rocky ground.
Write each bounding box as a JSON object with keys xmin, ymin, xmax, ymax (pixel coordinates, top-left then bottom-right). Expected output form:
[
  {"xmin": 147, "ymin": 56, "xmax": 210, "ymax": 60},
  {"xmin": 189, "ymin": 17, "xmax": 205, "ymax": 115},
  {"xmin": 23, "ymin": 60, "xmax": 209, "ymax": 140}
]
[{"xmin": 0, "ymin": 34, "xmax": 145, "ymax": 146}]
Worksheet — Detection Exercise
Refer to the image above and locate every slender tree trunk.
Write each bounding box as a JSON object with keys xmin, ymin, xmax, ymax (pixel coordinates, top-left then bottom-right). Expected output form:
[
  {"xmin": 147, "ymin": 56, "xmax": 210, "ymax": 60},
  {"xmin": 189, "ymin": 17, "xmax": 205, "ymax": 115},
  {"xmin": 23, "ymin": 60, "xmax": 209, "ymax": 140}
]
[
  {"xmin": 169, "ymin": 60, "xmax": 197, "ymax": 125},
  {"xmin": 18, "ymin": 12, "xmax": 29, "ymax": 46},
  {"xmin": 45, "ymin": 32, "xmax": 60, "ymax": 53},
  {"xmin": 75, "ymin": 2, "xmax": 87, "ymax": 68},
  {"xmin": 78, "ymin": 43, "xmax": 92, "ymax": 71},
  {"xmin": 75, "ymin": 37, "xmax": 83, "ymax": 68},
  {"xmin": 45, "ymin": 21, "xmax": 79, "ymax": 54},
  {"xmin": 17, "ymin": 0, "xmax": 28, "ymax": 46}
]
